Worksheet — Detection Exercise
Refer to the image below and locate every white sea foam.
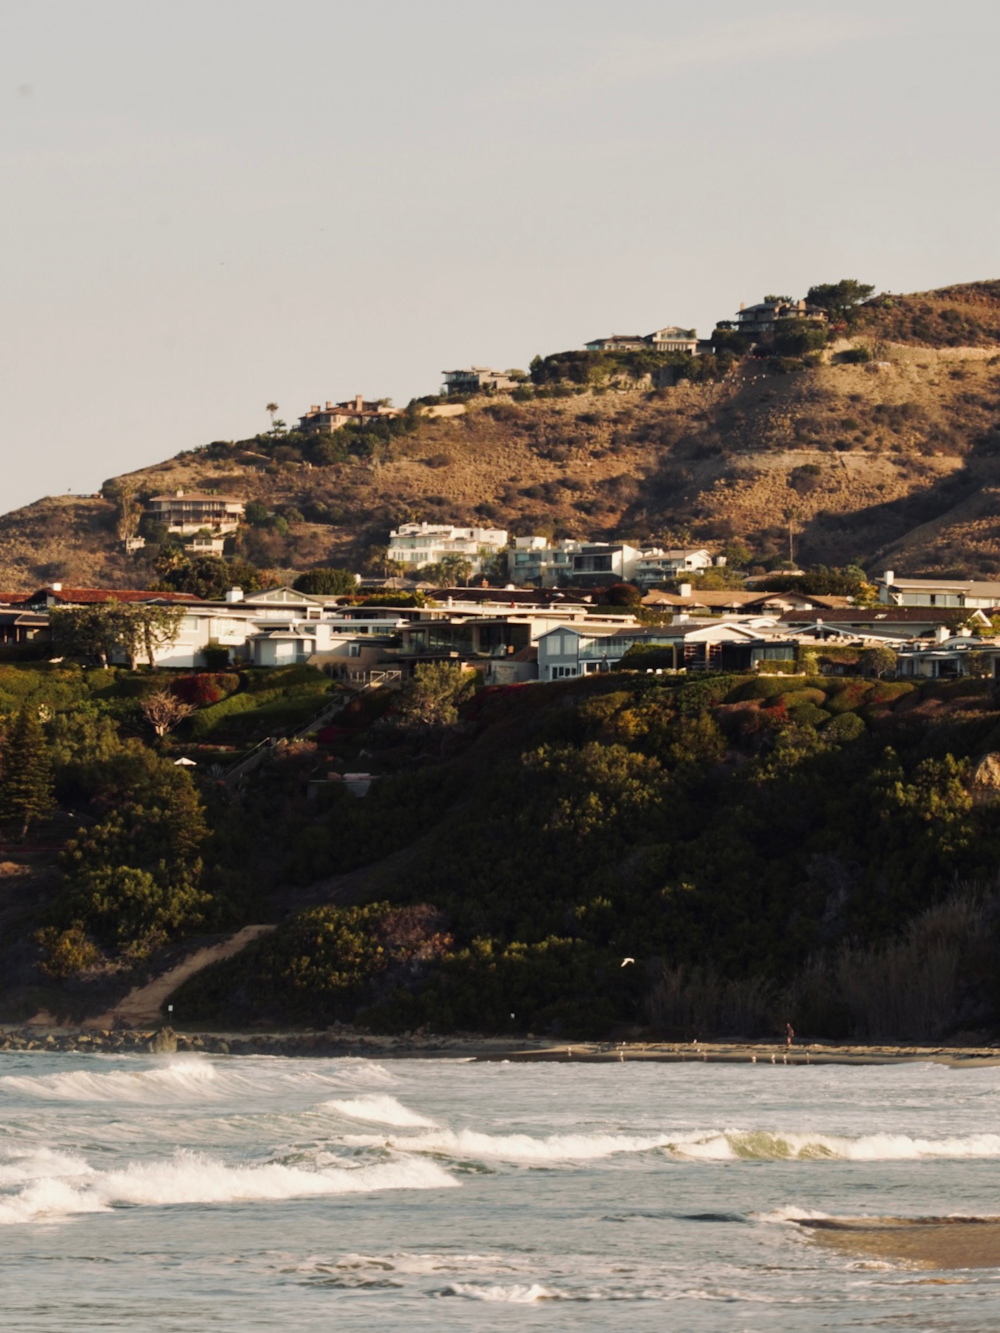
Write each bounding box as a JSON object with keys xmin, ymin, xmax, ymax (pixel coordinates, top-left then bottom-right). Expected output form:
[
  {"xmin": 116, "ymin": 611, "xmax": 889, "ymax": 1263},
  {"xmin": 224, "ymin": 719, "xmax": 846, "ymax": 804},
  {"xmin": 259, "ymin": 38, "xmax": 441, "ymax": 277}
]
[
  {"xmin": 343, "ymin": 1128, "xmax": 674, "ymax": 1162},
  {"xmin": 0, "ymin": 1056, "xmax": 397, "ymax": 1105},
  {"xmin": 344, "ymin": 1123, "xmax": 1000, "ymax": 1164},
  {"xmin": 662, "ymin": 1129, "xmax": 1000, "ymax": 1161},
  {"xmin": 441, "ymin": 1282, "xmax": 561, "ymax": 1302},
  {"xmin": 324, "ymin": 1095, "xmax": 437, "ymax": 1128},
  {"xmin": 0, "ymin": 1149, "xmax": 456, "ymax": 1225},
  {"xmin": 0, "ymin": 1147, "xmax": 95, "ymax": 1186}
]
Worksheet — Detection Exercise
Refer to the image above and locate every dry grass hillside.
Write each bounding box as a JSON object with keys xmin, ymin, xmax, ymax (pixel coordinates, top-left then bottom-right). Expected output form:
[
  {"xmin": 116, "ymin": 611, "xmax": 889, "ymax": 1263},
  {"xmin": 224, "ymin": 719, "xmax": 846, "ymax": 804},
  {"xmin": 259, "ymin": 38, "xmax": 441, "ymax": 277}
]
[{"xmin": 3, "ymin": 282, "xmax": 1000, "ymax": 589}]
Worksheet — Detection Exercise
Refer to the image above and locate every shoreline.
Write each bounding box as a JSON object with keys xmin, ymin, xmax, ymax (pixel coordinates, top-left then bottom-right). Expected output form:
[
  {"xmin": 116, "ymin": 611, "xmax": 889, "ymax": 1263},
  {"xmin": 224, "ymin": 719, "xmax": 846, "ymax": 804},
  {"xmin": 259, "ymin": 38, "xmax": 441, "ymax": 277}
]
[{"xmin": 3, "ymin": 1025, "xmax": 1000, "ymax": 1066}]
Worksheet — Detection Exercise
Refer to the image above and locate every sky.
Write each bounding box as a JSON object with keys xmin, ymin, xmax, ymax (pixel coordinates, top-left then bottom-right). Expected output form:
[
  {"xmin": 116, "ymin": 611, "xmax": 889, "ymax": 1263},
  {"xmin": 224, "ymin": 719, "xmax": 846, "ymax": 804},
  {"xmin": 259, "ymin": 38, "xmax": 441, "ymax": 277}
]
[{"xmin": 2, "ymin": 0, "xmax": 999, "ymax": 512}]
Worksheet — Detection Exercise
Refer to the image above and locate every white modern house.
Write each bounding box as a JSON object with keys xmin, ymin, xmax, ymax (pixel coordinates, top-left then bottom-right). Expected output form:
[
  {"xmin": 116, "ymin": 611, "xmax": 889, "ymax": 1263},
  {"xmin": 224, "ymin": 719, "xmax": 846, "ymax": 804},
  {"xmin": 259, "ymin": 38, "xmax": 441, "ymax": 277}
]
[
  {"xmin": 634, "ymin": 547, "xmax": 718, "ymax": 587},
  {"xmin": 536, "ymin": 616, "xmax": 790, "ymax": 680},
  {"xmin": 442, "ymin": 368, "xmax": 522, "ymax": 395},
  {"xmin": 878, "ymin": 570, "xmax": 1000, "ymax": 609},
  {"xmin": 387, "ymin": 522, "xmax": 508, "ymax": 574}
]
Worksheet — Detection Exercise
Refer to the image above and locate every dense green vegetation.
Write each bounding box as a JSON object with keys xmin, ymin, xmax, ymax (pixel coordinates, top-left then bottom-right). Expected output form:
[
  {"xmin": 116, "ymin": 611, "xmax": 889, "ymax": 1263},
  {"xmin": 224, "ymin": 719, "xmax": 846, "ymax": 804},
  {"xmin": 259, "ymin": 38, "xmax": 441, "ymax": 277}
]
[
  {"xmin": 5, "ymin": 656, "xmax": 1000, "ymax": 1041},
  {"xmin": 173, "ymin": 666, "xmax": 1000, "ymax": 1040}
]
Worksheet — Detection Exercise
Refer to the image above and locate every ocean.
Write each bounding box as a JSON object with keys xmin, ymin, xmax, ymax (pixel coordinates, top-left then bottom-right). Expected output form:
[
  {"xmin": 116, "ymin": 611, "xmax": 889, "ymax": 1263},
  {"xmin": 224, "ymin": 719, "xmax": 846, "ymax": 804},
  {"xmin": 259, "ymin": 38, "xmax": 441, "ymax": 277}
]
[{"xmin": 1, "ymin": 1051, "xmax": 1000, "ymax": 1330}]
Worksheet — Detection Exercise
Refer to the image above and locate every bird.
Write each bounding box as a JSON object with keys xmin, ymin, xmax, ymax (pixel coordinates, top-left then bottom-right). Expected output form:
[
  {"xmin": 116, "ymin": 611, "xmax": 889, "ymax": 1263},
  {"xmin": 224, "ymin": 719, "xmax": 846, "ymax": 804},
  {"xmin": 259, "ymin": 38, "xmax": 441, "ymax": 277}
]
[{"xmin": 621, "ymin": 957, "xmax": 635, "ymax": 967}]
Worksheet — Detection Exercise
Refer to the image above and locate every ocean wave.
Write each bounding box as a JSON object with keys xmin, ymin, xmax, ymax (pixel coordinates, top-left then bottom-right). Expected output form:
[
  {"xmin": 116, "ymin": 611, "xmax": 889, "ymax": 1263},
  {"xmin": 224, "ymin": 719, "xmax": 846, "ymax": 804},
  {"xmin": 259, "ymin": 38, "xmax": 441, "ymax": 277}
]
[
  {"xmin": 343, "ymin": 1127, "xmax": 675, "ymax": 1162},
  {"xmin": 439, "ymin": 1282, "xmax": 562, "ymax": 1302},
  {"xmin": 323, "ymin": 1095, "xmax": 437, "ymax": 1128},
  {"xmin": 0, "ymin": 1149, "xmax": 456, "ymax": 1225},
  {"xmin": 0, "ymin": 1056, "xmax": 396, "ymax": 1105},
  {"xmin": 344, "ymin": 1124, "xmax": 1000, "ymax": 1164},
  {"xmin": 664, "ymin": 1129, "xmax": 1000, "ymax": 1161}
]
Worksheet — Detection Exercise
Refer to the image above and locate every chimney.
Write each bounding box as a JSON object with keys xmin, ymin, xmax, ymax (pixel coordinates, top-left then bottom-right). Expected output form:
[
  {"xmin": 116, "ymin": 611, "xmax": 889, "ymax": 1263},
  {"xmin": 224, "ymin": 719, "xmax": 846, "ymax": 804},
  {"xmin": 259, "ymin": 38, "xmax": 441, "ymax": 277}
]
[
  {"xmin": 50, "ymin": 582, "xmax": 62, "ymax": 592},
  {"xmin": 884, "ymin": 569, "xmax": 894, "ymax": 585},
  {"xmin": 959, "ymin": 626, "xmax": 973, "ymax": 637},
  {"xmin": 355, "ymin": 393, "xmax": 364, "ymax": 411},
  {"xmin": 325, "ymin": 401, "xmax": 333, "ymax": 410},
  {"xmin": 176, "ymin": 489, "xmax": 184, "ymax": 496},
  {"xmin": 226, "ymin": 586, "xmax": 244, "ymax": 603},
  {"xmin": 740, "ymin": 302, "xmax": 745, "ymax": 311},
  {"xmin": 679, "ymin": 582, "xmax": 692, "ymax": 598},
  {"xmin": 935, "ymin": 624, "xmax": 949, "ymax": 644}
]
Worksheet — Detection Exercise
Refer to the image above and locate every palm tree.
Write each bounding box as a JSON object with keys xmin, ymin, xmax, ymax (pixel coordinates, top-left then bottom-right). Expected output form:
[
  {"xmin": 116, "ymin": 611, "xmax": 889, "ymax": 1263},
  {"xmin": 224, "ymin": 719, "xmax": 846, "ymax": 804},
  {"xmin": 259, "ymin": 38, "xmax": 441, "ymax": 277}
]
[{"xmin": 265, "ymin": 402, "xmax": 279, "ymax": 432}]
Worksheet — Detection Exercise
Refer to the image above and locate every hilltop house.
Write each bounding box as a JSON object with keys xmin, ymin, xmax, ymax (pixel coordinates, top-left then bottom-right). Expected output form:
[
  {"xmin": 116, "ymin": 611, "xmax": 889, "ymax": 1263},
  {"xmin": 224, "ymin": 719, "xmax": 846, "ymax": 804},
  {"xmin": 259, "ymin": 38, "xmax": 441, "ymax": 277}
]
[
  {"xmin": 297, "ymin": 396, "xmax": 399, "ymax": 432},
  {"xmin": 585, "ymin": 327, "xmax": 698, "ymax": 355},
  {"xmin": 387, "ymin": 522, "xmax": 509, "ymax": 575},
  {"xmin": 442, "ymin": 368, "xmax": 522, "ymax": 395},
  {"xmin": 721, "ymin": 298, "xmax": 828, "ymax": 338},
  {"xmin": 146, "ymin": 491, "xmax": 244, "ymax": 547},
  {"xmin": 569, "ymin": 543, "xmax": 641, "ymax": 587}
]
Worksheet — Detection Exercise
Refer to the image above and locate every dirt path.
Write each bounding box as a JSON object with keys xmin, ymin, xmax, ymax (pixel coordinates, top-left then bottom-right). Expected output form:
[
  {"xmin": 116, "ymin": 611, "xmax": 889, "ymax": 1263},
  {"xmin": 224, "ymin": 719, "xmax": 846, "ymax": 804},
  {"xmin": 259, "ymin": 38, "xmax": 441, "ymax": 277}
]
[{"xmin": 85, "ymin": 925, "xmax": 275, "ymax": 1029}]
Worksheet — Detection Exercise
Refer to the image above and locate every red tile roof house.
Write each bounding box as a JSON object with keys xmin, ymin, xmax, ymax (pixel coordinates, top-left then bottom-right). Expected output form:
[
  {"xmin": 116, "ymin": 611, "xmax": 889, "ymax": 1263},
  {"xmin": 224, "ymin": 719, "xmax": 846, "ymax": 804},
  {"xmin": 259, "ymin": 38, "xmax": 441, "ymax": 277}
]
[{"xmin": 298, "ymin": 396, "xmax": 400, "ymax": 432}]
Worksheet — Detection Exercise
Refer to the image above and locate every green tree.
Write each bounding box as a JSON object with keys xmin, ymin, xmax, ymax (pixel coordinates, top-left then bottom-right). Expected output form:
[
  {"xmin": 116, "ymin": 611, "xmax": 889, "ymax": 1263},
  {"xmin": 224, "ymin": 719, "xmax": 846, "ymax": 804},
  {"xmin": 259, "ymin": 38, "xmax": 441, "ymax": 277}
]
[
  {"xmin": 265, "ymin": 402, "xmax": 279, "ymax": 431},
  {"xmin": 155, "ymin": 554, "xmax": 263, "ymax": 599},
  {"xmin": 293, "ymin": 568, "xmax": 357, "ymax": 596},
  {"xmin": 245, "ymin": 501, "xmax": 270, "ymax": 526},
  {"xmin": 0, "ymin": 705, "xmax": 54, "ymax": 836},
  {"xmin": 394, "ymin": 663, "xmax": 477, "ymax": 730},
  {"xmin": 859, "ymin": 645, "xmax": 898, "ymax": 679},
  {"xmin": 49, "ymin": 605, "xmax": 120, "ymax": 667},
  {"xmin": 805, "ymin": 280, "xmax": 875, "ymax": 325}
]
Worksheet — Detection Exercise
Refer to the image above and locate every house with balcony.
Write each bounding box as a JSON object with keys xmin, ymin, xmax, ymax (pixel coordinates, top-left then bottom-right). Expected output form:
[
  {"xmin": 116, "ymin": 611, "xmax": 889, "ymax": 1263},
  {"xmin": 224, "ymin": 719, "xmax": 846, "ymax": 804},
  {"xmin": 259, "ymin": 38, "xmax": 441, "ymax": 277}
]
[
  {"xmin": 387, "ymin": 522, "xmax": 508, "ymax": 574},
  {"xmin": 507, "ymin": 537, "xmax": 582, "ymax": 587},
  {"xmin": 297, "ymin": 395, "xmax": 400, "ymax": 432},
  {"xmin": 585, "ymin": 326, "xmax": 698, "ymax": 355},
  {"xmin": 146, "ymin": 491, "xmax": 245, "ymax": 538},
  {"xmin": 720, "ymin": 297, "xmax": 828, "ymax": 339},
  {"xmin": 442, "ymin": 367, "xmax": 523, "ymax": 396},
  {"xmin": 634, "ymin": 547, "xmax": 717, "ymax": 587},
  {"xmin": 877, "ymin": 569, "xmax": 1000, "ymax": 609},
  {"xmin": 536, "ymin": 616, "xmax": 792, "ymax": 680},
  {"xmin": 568, "ymin": 543, "xmax": 641, "ymax": 588}
]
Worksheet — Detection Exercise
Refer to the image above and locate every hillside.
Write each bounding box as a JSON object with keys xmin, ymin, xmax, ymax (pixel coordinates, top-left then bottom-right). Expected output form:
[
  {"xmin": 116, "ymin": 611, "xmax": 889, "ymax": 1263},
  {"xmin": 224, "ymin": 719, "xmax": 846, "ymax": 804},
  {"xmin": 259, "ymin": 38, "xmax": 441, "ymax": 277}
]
[
  {"xmin": 3, "ymin": 280, "xmax": 1000, "ymax": 586},
  {"xmin": 5, "ymin": 657, "xmax": 1000, "ymax": 1042}
]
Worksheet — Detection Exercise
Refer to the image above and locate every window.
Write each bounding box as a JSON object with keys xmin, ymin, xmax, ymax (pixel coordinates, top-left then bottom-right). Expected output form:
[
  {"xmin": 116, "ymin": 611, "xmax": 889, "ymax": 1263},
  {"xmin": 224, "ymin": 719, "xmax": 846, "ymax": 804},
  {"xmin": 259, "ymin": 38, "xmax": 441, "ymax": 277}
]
[{"xmin": 348, "ymin": 643, "xmax": 361, "ymax": 657}]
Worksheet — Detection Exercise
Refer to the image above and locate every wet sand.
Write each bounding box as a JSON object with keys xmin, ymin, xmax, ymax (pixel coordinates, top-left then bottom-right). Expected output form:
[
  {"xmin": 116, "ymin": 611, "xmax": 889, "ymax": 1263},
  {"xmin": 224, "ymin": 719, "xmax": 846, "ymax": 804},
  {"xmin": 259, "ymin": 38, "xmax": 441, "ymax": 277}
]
[
  {"xmin": 4, "ymin": 1025, "xmax": 1000, "ymax": 1066},
  {"xmin": 800, "ymin": 1216, "xmax": 1000, "ymax": 1269}
]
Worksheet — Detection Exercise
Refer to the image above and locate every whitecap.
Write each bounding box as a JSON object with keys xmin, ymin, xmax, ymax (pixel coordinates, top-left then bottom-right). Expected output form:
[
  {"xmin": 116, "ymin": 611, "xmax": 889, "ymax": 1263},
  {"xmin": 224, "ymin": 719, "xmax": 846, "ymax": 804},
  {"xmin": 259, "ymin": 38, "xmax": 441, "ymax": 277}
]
[
  {"xmin": 0, "ymin": 1148, "xmax": 456, "ymax": 1225},
  {"xmin": 323, "ymin": 1094, "xmax": 436, "ymax": 1128},
  {"xmin": 342, "ymin": 1127, "xmax": 674, "ymax": 1162}
]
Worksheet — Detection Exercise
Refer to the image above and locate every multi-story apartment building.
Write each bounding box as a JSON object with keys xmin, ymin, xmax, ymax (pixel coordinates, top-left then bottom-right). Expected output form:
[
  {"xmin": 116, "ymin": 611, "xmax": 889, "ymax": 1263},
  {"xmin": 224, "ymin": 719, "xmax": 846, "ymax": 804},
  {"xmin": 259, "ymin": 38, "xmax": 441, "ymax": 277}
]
[{"xmin": 387, "ymin": 522, "xmax": 509, "ymax": 574}]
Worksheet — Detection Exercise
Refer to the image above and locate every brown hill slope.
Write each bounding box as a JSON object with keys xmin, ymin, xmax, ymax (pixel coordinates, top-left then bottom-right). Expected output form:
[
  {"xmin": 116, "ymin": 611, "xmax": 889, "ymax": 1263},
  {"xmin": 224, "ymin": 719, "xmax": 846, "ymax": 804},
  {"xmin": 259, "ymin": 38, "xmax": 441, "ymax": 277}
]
[
  {"xmin": 3, "ymin": 312, "xmax": 1000, "ymax": 589},
  {"xmin": 857, "ymin": 281, "xmax": 1000, "ymax": 348}
]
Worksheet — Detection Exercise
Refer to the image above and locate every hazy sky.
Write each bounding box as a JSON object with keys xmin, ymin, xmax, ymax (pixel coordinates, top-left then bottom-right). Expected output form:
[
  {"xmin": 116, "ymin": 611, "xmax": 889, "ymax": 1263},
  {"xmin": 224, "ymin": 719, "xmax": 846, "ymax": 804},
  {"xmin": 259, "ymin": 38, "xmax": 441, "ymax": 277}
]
[{"xmin": 2, "ymin": 0, "xmax": 999, "ymax": 512}]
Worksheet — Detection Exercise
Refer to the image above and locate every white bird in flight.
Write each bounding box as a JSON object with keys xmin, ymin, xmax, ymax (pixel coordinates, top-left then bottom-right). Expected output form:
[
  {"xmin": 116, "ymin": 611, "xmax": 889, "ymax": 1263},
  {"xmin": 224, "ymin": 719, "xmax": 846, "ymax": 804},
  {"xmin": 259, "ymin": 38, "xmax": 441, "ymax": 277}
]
[{"xmin": 621, "ymin": 958, "xmax": 635, "ymax": 967}]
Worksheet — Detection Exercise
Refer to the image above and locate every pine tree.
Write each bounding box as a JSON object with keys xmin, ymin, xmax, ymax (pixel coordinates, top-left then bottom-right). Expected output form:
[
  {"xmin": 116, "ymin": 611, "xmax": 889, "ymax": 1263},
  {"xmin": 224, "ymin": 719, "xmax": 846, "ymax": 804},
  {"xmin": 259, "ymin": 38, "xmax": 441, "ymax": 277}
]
[{"xmin": 0, "ymin": 706, "xmax": 54, "ymax": 838}]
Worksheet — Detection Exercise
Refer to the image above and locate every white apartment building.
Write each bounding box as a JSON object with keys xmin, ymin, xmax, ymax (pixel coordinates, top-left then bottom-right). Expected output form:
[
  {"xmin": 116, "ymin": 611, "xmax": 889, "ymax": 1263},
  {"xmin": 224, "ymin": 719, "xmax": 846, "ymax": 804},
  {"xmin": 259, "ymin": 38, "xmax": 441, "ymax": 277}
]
[
  {"xmin": 508, "ymin": 537, "xmax": 582, "ymax": 587},
  {"xmin": 388, "ymin": 522, "xmax": 508, "ymax": 574}
]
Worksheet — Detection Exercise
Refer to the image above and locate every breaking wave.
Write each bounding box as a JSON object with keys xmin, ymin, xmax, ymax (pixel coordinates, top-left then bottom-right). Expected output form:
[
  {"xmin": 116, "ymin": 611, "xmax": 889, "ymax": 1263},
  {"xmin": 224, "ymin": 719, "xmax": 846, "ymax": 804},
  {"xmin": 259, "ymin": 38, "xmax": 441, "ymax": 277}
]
[
  {"xmin": 343, "ymin": 1127, "xmax": 675, "ymax": 1162},
  {"xmin": 0, "ymin": 1148, "xmax": 456, "ymax": 1225},
  {"xmin": 324, "ymin": 1095, "xmax": 437, "ymax": 1128},
  {"xmin": 663, "ymin": 1129, "xmax": 1000, "ymax": 1161},
  {"xmin": 440, "ymin": 1282, "xmax": 562, "ymax": 1302},
  {"xmin": 0, "ymin": 1057, "xmax": 395, "ymax": 1105},
  {"xmin": 344, "ymin": 1125, "xmax": 1000, "ymax": 1164}
]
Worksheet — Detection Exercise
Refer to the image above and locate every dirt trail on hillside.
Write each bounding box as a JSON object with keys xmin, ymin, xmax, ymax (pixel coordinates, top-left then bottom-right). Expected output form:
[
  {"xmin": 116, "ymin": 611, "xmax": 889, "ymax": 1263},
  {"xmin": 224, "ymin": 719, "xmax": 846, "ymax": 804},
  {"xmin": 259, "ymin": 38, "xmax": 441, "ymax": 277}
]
[{"xmin": 86, "ymin": 925, "xmax": 275, "ymax": 1028}]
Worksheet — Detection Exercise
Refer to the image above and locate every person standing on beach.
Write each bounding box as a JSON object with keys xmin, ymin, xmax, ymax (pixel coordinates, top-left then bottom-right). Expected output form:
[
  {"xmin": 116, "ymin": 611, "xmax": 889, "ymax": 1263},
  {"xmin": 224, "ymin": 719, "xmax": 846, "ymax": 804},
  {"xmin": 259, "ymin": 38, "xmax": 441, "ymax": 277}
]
[{"xmin": 785, "ymin": 1021, "xmax": 795, "ymax": 1049}]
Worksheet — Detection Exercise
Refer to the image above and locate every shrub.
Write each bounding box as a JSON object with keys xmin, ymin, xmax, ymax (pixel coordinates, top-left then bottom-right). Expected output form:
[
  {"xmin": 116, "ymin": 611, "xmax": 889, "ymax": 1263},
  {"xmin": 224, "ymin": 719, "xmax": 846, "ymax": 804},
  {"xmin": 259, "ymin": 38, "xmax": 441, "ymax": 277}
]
[
  {"xmin": 756, "ymin": 659, "xmax": 798, "ymax": 675},
  {"xmin": 788, "ymin": 703, "xmax": 830, "ymax": 727},
  {"xmin": 823, "ymin": 712, "xmax": 867, "ymax": 742},
  {"xmin": 776, "ymin": 688, "xmax": 828, "ymax": 708}
]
